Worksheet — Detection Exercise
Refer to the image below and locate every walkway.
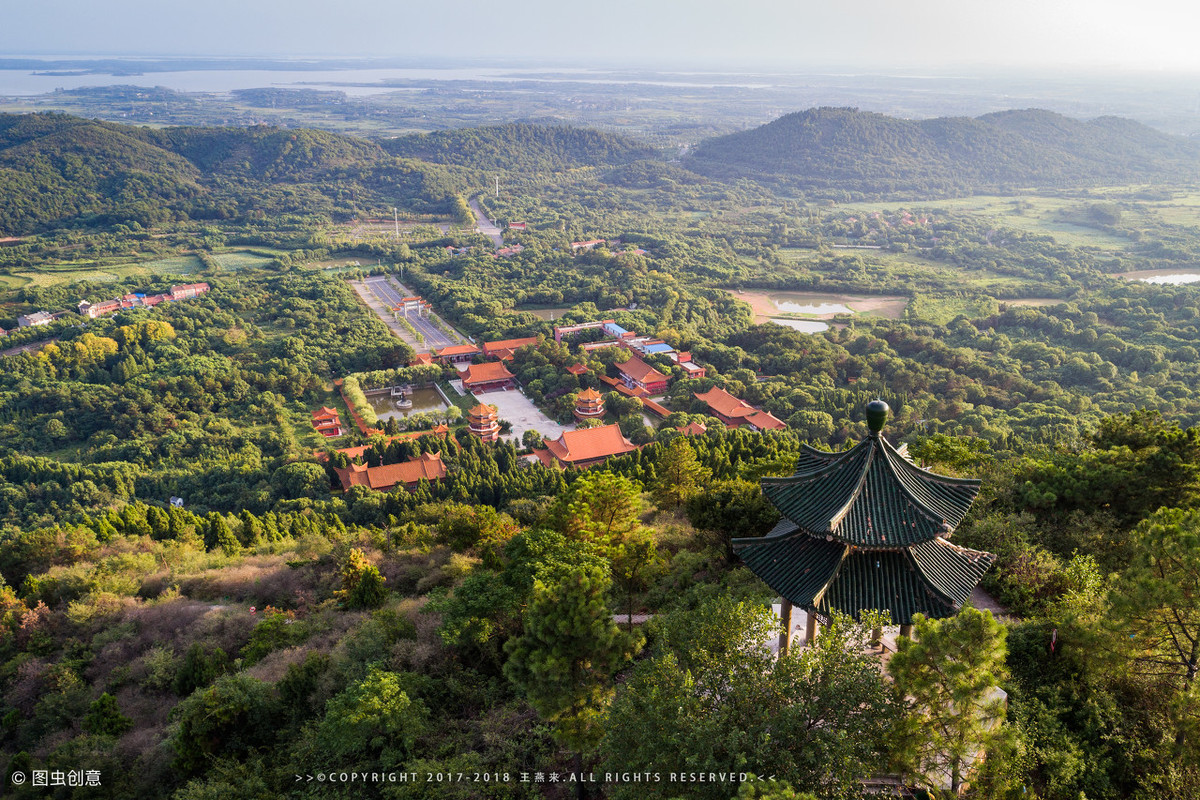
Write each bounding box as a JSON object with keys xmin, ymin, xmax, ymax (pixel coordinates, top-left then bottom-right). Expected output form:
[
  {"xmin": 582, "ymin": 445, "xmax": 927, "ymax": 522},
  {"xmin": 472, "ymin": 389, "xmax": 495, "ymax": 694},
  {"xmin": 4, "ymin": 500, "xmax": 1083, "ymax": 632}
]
[{"xmin": 475, "ymin": 385, "xmax": 572, "ymax": 445}]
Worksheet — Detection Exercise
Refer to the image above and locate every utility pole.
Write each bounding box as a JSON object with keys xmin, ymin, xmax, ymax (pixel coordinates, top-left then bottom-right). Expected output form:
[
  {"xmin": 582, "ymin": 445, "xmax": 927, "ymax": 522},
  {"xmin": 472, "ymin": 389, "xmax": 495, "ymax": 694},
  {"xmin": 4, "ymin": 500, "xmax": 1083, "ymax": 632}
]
[
  {"xmin": 393, "ymin": 207, "xmax": 399, "ymax": 239},
  {"xmin": 495, "ymin": 176, "xmax": 499, "ymax": 198}
]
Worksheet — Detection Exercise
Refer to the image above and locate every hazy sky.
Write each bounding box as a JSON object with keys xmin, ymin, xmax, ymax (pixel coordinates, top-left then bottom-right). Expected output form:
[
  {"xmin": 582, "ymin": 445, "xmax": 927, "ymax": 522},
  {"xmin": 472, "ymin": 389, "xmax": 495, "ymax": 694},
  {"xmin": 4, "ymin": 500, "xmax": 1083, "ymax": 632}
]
[{"xmin": 3, "ymin": 0, "xmax": 1199, "ymax": 72}]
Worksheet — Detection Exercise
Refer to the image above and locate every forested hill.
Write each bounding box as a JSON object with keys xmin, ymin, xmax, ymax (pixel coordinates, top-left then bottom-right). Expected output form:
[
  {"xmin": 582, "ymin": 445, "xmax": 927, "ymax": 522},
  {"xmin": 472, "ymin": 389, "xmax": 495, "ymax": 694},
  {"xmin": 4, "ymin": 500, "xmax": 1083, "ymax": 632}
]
[
  {"xmin": 686, "ymin": 107, "xmax": 1200, "ymax": 196},
  {"xmin": 380, "ymin": 123, "xmax": 658, "ymax": 172},
  {"xmin": 0, "ymin": 113, "xmax": 475, "ymax": 234}
]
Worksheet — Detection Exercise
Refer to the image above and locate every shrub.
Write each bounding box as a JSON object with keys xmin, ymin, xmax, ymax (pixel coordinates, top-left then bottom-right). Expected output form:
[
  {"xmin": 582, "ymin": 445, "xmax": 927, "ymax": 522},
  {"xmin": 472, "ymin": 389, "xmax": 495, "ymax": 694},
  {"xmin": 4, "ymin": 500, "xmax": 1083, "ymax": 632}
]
[{"xmin": 81, "ymin": 692, "xmax": 133, "ymax": 736}]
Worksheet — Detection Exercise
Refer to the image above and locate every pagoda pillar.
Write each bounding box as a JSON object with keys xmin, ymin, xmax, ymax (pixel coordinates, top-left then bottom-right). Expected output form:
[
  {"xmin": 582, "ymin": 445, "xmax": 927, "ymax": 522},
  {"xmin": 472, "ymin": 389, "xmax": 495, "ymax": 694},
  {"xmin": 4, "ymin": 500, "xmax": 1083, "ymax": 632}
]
[
  {"xmin": 805, "ymin": 610, "xmax": 819, "ymax": 645},
  {"xmin": 899, "ymin": 624, "xmax": 914, "ymax": 639},
  {"xmin": 778, "ymin": 599, "xmax": 792, "ymax": 655}
]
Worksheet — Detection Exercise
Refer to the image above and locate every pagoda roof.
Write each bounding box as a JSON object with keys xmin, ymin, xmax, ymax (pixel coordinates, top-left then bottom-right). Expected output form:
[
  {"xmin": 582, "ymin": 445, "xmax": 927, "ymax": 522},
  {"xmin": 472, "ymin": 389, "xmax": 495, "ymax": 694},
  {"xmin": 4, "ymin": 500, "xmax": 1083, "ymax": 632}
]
[
  {"xmin": 469, "ymin": 403, "xmax": 497, "ymax": 417},
  {"xmin": 577, "ymin": 388, "xmax": 603, "ymax": 401},
  {"xmin": 462, "ymin": 361, "xmax": 515, "ymax": 386},
  {"xmin": 733, "ymin": 520, "xmax": 995, "ymax": 625},
  {"xmin": 617, "ymin": 355, "xmax": 667, "ymax": 385},
  {"xmin": 333, "ymin": 452, "xmax": 447, "ymax": 492},
  {"xmin": 761, "ymin": 435, "xmax": 980, "ymax": 548},
  {"xmin": 541, "ymin": 423, "xmax": 638, "ymax": 465}
]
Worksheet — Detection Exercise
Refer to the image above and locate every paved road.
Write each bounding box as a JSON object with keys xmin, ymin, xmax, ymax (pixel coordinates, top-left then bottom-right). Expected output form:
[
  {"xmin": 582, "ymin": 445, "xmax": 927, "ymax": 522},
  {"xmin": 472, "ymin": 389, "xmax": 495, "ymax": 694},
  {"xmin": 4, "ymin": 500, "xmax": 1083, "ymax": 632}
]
[
  {"xmin": 470, "ymin": 198, "xmax": 503, "ymax": 249},
  {"xmin": 362, "ymin": 275, "xmax": 458, "ymax": 350},
  {"xmin": 1, "ymin": 337, "xmax": 57, "ymax": 358},
  {"xmin": 350, "ymin": 280, "xmax": 424, "ymax": 351}
]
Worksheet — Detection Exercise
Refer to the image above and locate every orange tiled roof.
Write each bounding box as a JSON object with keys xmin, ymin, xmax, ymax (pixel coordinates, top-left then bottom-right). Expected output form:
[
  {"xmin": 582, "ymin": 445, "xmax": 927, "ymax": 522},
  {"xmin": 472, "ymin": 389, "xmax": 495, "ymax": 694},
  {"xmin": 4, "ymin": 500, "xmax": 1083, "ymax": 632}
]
[
  {"xmin": 566, "ymin": 363, "xmax": 589, "ymax": 375},
  {"xmin": 694, "ymin": 387, "xmax": 786, "ymax": 430},
  {"xmin": 463, "ymin": 361, "xmax": 515, "ymax": 386},
  {"xmin": 617, "ymin": 355, "xmax": 667, "ymax": 386},
  {"xmin": 678, "ymin": 421, "xmax": 709, "ymax": 436},
  {"xmin": 410, "ymin": 352, "xmax": 434, "ymax": 365},
  {"xmin": 312, "ymin": 406, "xmax": 340, "ymax": 420},
  {"xmin": 483, "ymin": 337, "xmax": 539, "ymax": 356},
  {"xmin": 542, "ymin": 424, "xmax": 638, "ymax": 465},
  {"xmin": 334, "ymin": 452, "xmax": 447, "ymax": 491},
  {"xmin": 437, "ymin": 344, "xmax": 481, "ymax": 357},
  {"xmin": 469, "ymin": 403, "xmax": 497, "ymax": 418},
  {"xmin": 577, "ymin": 388, "xmax": 603, "ymax": 401}
]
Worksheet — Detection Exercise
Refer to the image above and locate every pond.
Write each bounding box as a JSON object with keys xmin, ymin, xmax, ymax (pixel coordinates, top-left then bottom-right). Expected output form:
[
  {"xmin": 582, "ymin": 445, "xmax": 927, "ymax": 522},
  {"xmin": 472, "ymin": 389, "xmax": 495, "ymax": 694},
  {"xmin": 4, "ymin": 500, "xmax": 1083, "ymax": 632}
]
[
  {"xmin": 1139, "ymin": 274, "xmax": 1200, "ymax": 285},
  {"xmin": 1119, "ymin": 269, "xmax": 1200, "ymax": 285},
  {"xmin": 768, "ymin": 318, "xmax": 830, "ymax": 333},
  {"xmin": 365, "ymin": 387, "xmax": 448, "ymax": 422},
  {"xmin": 725, "ymin": 289, "xmax": 909, "ymax": 321},
  {"xmin": 772, "ymin": 300, "xmax": 853, "ymax": 315}
]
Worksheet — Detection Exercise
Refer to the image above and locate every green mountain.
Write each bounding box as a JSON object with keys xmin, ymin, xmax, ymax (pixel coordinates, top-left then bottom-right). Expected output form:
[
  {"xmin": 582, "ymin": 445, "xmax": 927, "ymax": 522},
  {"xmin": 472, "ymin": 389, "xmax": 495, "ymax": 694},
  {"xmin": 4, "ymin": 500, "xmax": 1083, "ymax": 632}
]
[
  {"xmin": 0, "ymin": 113, "xmax": 474, "ymax": 235},
  {"xmin": 380, "ymin": 122, "xmax": 657, "ymax": 173},
  {"xmin": 686, "ymin": 107, "xmax": 1200, "ymax": 196}
]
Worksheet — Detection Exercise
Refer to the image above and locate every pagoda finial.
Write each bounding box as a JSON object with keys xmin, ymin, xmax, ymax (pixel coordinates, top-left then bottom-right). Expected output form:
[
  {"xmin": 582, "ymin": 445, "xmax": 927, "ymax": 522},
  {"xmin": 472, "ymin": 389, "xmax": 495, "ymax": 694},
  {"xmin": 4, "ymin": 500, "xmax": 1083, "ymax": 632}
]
[{"xmin": 866, "ymin": 399, "xmax": 889, "ymax": 437}]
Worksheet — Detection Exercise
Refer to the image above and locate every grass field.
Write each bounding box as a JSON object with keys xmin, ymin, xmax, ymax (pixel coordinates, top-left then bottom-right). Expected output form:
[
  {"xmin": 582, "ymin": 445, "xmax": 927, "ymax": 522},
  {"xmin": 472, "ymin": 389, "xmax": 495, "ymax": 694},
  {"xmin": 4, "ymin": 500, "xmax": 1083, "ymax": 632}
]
[
  {"xmin": 210, "ymin": 251, "xmax": 275, "ymax": 270},
  {"xmin": 838, "ymin": 194, "xmax": 1133, "ymax": 250}
]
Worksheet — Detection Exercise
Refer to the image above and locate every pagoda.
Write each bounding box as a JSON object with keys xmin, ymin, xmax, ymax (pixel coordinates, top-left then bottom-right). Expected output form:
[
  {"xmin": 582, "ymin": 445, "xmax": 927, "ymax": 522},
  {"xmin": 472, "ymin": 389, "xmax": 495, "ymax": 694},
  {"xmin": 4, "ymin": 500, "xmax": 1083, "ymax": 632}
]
[
  {"xmin": 573, "ymin": 388, "xmax": 606, "ymax": 422},
  {"xmin": 732, "ymin": 400, "xmax": 995, "ymax": 650},
  {"xmin": 468, "ymin": 403, "xmax": 500, "ymax": 443}
]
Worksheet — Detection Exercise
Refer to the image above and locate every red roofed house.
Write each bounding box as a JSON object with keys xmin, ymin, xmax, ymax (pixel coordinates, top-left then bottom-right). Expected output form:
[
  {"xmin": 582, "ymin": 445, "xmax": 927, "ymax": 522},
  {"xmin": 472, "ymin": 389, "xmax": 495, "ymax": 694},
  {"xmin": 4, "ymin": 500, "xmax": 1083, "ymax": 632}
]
[
  {"xmin": 617, "ymin": 354, "xmax": 669, "ymax": 395},
  {"xmin": 78, "ymin": 299, "xmax": 121, "ymax": 319},
  {"xmin": 678, "ymin": 421, "xmax": 709, "ymax": 436},
  {"xmin": 574, "ymin": 388, "xmax": 605, "ymax": 422},
  {"xmin": 170, "ymin": 282, "xmax": 210, "ymax": 301},
  {"xmin": 535, "ymin": 424, "xmax": 639, "ymax": 469},
  {"xmin": 435, "ymin": 343, "xmax": 481, "ymax": 364},
  {"xmin": 694, "ymin": 387, "xmax": 786, "ymax": 432},
  {"xmin": 409, "ymin": 352, "xmax": 434, "ymax": 366},
  {"xmin": 566, "ymin": 363, "xmax": 589, "ymax": 376},
  {"xmin": 469, "ymin": 404, "xmax": 501, "ymax": 443},
  {"xmin": 508, "ymin": 221, "xmax": 527, "ymax": 231},
  {"xmin": 571, "ymin": 239, "xmax": 606, "ymax": 252},
  {"xmin": 333, "ymin": 452, "xmax": 447, "ymax": 493},
  {"xmin": 311, "ymin": 406, "xmax": 343, "ymax": 437},
  {"xmin": 462, "ymin": 361, "xmax": 516, "ymax": 392},
  {"xmin": 482, "ymin": 337, "xmax": 539, "ymax": 361}
]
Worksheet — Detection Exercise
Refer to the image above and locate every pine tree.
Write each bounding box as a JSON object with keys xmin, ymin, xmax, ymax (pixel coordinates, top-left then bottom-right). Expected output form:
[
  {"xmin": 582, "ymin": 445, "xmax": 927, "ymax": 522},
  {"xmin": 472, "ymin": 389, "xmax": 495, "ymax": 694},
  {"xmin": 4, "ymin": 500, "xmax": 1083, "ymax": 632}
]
[
  {"xmin": 651, "ymin": 437, "xmax": 711, "ymax": 509},
  {"xmin": 503, "ymin": 565, "xmax": 639, "ymax": 755},
  {"xmin": 887, "ymin": 607, "xmax": 1011, "ymax": 799}
]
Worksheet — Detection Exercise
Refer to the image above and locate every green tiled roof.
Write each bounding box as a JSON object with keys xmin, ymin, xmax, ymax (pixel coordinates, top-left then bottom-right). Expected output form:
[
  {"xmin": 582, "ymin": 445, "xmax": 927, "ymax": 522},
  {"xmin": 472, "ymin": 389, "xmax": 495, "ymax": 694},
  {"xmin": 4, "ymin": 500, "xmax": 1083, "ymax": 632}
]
[
  {"xmin": 733, "ymin": 522, "xmax": 847, "ymax": 604},
  {"xmin": 762, "ymin": 436, "xmax": 980, "ymax": 548},
  {"xmin": 816, "ymin": 550, "xmax": 959, "ymax": 624},
  {"xmin": 733, "ymin": 424, "xmax": 995, "ymax": 626},
  {"xmin": 910, "ymin": 538, "xmax": 996, "ymax": 608}
]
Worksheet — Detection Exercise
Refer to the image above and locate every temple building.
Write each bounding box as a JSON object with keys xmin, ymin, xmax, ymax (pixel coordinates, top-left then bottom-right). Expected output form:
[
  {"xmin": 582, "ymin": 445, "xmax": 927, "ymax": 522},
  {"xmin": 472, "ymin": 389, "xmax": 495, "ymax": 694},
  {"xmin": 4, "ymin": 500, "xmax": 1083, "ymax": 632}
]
[
  {"xmin": 534, "ymin": 424, "xmax": 638, "ymax": 469},
  {"xmin": 573, "ymin": 388, "xmax": 606, "ymax": 422},
  {"xmin": 733, "ymin": 401, "xmax": 995, "ymax": 652},
  {"xmin": 617, "ymin": 354, "xmax": 668, "ymax": 395},
  {"xmin": 332, "ymin": 451, "xmax": 447, "ymax": 493},
  {"xmin": 694, "ymin": 386, "xmax": 786, "ymax": 432},
  {"xmin": 462, "ymin": 361, "xmax": 516, "ymax": 393},
  {"xmin": 310, "ymin": 406, "xmax": 343, "ymax": 437},
  {"xmin": 468, "ymin": 403, "xmax": 501, "ymax": 442}
]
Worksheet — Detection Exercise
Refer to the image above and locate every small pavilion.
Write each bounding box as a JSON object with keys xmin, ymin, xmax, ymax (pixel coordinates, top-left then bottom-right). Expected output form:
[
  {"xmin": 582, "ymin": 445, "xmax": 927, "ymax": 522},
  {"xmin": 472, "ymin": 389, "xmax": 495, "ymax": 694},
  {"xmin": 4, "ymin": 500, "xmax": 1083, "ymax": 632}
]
[
  {"xmin": 733, "ymin": 401, "xmax": 995, "ymax": 653},
  {"xmin": 573, "ymin": 388, "xmax": 606, "ymax": 422},
  {"xmin": 468, "ymin": 404, "xmax": 501, "ymax": 443}
]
